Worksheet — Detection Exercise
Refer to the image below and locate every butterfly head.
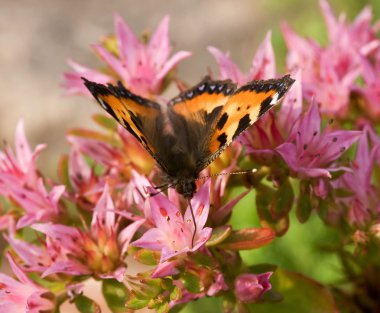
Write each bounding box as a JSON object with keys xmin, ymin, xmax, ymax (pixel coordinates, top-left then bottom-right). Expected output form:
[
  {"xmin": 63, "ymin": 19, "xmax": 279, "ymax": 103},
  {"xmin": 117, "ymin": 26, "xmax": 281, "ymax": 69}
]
[{"xmin": 173, "ymin": 179, "xmax": 197, "ymax": 199}]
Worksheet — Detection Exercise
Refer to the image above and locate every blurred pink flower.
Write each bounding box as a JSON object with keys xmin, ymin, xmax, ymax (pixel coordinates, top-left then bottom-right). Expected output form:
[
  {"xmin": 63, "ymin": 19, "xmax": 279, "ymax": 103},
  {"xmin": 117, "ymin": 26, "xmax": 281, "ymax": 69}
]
[
  {"xmin": 67, "ymin": 126, "xmax": 154, "ymax": 178},
  {"xmin": 355, "ymin": 50, "xmax": 380, "ymax": 119},
  {"xmin": 31, "ymin": 185, "xmax": 144, "ymax": 281},
  {"xmin": 234, "ymin": 272, "xmax": 272, "ymax": 303},
  {"xmin": 276, "ymin": 103, "xmax": 361, "ymax": 195},
  {"xmin": 335, "ymin": 127, "xmax": 380, "ymax": 226},
  {"xmin": 63, "ymin": 15, "xmax": 191, "ymax": 97},
  {"xmin": 277, "ymin": 103, "xmax": 361, "ymax": 178},
  {"xmin": 0, "ymin": 253, "xmax": 55, "ymax": 313},
  {"xmin": 282, "ymin": 0, "xmax": 379, "ymax": 117},
  {"xmin": 1, "ymin": 177, "xmax": 65, "ymax": 229},
  {"xmin": 131, "ymin": 181, "xmax": 212, "ymax": 263},
  {"xmin": 208, "ymin": 31, "xmax": 275, "ymax": 84},
  {"xmin": 62, "ymin": 59, "xmax": 113, "ymax": 96},
  {"xmin": 0, "ymin": 120, "xmax": 45, "ymax": 187}
]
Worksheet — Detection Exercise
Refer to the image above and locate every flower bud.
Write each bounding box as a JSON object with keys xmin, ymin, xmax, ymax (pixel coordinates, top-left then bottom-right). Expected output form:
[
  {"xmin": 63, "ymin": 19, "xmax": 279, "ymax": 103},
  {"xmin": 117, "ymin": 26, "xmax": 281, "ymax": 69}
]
[{"xmin": 234, "ymin": 272, "xmax": 272, "ymax": 303}]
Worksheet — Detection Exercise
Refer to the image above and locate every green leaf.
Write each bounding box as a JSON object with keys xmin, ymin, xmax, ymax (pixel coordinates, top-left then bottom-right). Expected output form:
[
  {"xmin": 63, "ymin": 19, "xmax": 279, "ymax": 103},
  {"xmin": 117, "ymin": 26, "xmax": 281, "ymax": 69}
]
[
  {"xmin": 206, "ymin": 225, "xmax": 232, "ymax": 246},
  {"xmin": 248, "ymin": 268, "xmax": 339, "ymax": 313},
  {"xmin": 57, "ymin": 155, "xmax": 71, "ymax": 189},
  {"xmin": 92, "ymin": 113, "xmax": 118, "ymax": 131},
  {"xmin": 296, "ymin": 192, "xmax": 312, "ymax": 223},
  {"xmin": 68, "ymin": 128, "xmax": 111, "ymax": 142},
  {"xmin": 134, "ymin": 249, "xmax": 160, "ymax": 266},
  {"xmin": 126, "ymin": 296, "xmax": 149, "ymax": 310},
  {"xmin": 270, "ymin": 178, "xmax": 294, "ymax": 219},
  {"xmin": 181, "ymin": 272, "xmax": 201, "ymax": 293},
  {"xmin": 217, "ymin": 227, "xmax": 275, "ymax": 250},
  {"xmin": 170, "ymin": 286, "xmax": 182, "ymax": 301},
  {"xmin": 256, "ymin": 184, "xmax": 290, "ymax": 236},
  {"xmin": 155, "ymin": 301, "xmax": 169, "ymax": 313},
  {"xmin": 102, "ymin": 279, "xmax": 130, "ymax": 313},
  {"xmin": 74, "ymin": 294, "xmax": 101, "ymax": 313}
]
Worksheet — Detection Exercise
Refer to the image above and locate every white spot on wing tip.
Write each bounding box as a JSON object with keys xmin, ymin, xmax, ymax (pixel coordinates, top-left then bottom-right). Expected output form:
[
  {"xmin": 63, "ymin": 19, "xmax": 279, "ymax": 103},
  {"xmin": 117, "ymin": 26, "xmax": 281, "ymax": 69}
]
[
  {"xmin": 98, "ymin": 98, "xmax": 108, "ymax": 110},
  {"xmin": 270, "ymin": 93, "xmax": 279, "ymax": 105}
]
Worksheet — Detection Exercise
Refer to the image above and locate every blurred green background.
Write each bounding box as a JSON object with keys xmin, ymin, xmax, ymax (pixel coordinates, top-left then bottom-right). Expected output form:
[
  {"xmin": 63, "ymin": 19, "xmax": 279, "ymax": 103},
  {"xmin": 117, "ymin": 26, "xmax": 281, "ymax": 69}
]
[{"xmin": 0, "ymin": 1, "xmax": 379, "ymax": 312}]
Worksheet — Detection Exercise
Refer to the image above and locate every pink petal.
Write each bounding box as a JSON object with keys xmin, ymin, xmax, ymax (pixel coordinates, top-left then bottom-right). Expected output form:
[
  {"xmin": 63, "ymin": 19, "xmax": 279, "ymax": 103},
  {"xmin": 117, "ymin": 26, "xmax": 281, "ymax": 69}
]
[
  {"xmin": 148, "ymin": 187, "xmax": 183, "ymax": 232},
  {"xmin": 6, "ymin": 253, "xmax": 35, "ymax": 286},
  {"xmin": 301, "ymin": 104, "xmax": 321, "ymax": 145},
  {"xmin": 63, "ymin": 59, "xmax": 112, "ymax": 96},
  {"xmin": 319, "ymin": 0, "xmax": 341, "ymax": 42},
  {"xmin": 92, "ymin": 184, "xmax": 115, "ymax": 232},
  {"xmin": 279, "ymin": 70, "xmax": 303, "ymax": 135},
  {"xmin": 148, "ymin": 15, "xmax": 171, "ymax": 68},
  {"xmin": 192, "ymin": 227, "xmax": 212, "ymax": 251},
  {"xmin": 92, "ymin": 44, "xmax": 129, "ymax": 82},
  {"xmin": 118, "ymin": 219, "xmax": 146, "ymax": 255},
  {"xmin": 42, "ymin": 260, "xmax": 91, "ymax": 277},
  {"xmin": 212, "ymin": 189, "xmax": 250, "ymax": 224},
  {"xmin": 31, "ymin": 223, "xmax": 81, "ymax": 253},
  {"xmin": 248, "ymin": 31, "xmax": 276, "ymax": 80},
  {"xmin": 208, "ymin": 46, "xmax": 244, "ymax": 83},
  {"xmin": 14, "ymin": 120, "xmax": 32, "ymax": 172},
  {"xmin": 319, "ymin": 130, "xmax": 361, "ymax": 164},
  {"xmin": 130, "ymin": 227, "xmax": 166, "ymax": 251},
  {"xmin": 151, "ymin": 260, "xmax": 179, "ymax": 278},
  {"xmin": 184, "ymin": 181, "xmax": 211, "ymax": 233},
  {"xmin": 155, "ymin": 50, "xmax": 192, "ymax": 81},
  {"xmin": 114, "ymin": 13, "xmax": 141, "ymax": 68}
]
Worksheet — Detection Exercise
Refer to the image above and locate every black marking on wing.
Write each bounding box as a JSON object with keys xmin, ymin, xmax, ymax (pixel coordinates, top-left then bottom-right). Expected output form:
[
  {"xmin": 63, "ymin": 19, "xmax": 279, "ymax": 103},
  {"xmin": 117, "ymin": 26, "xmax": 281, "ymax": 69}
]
[
  {"xmin": 216, "ymin": 112, "xmax": 229, "ymax": 130},
  {"xmin": 258, "ymin": 96, "xmax": 273, "ymax": 118},
  {"xmin": 205, "ymin": 106, "xmax": 223, "ymax": 123},
  {"xmin": 217, "ymin": 133, "xmax": 227, "ymax": 146},
  {"xmin": 233, "ymin": 114, "xmax": 251, "ymax": 139},
  {"xmin": 168, "ymin": 76, "xmax": 236, "ymax": 107}
]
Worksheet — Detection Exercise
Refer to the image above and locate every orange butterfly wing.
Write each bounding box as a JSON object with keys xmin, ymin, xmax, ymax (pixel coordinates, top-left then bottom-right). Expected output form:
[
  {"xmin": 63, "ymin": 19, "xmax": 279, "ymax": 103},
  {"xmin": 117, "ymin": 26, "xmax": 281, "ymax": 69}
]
[
  {"xmin": 207, "ymin": 75, "xmax": 295, "ymax": 164},
  {"xmin": 82, "ymin": 79, "xmax": 169, "ymax": 171}
]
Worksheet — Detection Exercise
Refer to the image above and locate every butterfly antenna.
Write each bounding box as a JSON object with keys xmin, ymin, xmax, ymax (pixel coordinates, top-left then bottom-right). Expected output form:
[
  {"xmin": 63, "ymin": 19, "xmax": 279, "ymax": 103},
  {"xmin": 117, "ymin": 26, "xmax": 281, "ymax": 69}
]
[
  {"xmin": 196, "ymin": 168, "xmax": 257, "ymax": 181},
  {"xmin": 148, "ymin": 183, "xmax": 174, "ymax": 197},
  {"xmin": 188, "ymin": 199, "xmax": 197, "ymax": 248}
]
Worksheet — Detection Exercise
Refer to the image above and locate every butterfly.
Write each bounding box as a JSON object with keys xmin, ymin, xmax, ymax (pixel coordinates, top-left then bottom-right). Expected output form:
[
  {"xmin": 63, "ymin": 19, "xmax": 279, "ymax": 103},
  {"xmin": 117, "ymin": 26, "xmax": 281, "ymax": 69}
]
[{"xmin": 83, "ymin": 75, "xmax": 295, "ymax": 199}]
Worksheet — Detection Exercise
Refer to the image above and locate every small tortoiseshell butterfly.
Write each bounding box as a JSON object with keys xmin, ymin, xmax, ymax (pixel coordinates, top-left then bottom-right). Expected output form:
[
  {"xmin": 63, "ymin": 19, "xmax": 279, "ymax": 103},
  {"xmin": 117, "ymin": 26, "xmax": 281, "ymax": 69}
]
[{"xmin": 83, "ymin": 75, "xmax": 295, "ymax": 199}]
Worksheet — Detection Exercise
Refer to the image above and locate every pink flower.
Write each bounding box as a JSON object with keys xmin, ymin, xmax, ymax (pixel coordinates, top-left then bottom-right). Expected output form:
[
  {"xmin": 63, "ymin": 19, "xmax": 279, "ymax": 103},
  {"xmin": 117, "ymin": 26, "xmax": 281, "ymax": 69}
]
[
  {"xmin": 63, "ymin": 15, "xmax": 191, "ymax": 97},
  {"xmin": 30, "ymin": 185, "xmax": 145, "ymax": 281},
  {"xmin": 319, "ymin": 0, "xmax": 379, "ymax": 54},
  {"xmin": 67, "ymin": 125, "xmax": 154, "ymax": 179},
  {"xmin": 334, "ymin": 127, "xmax": 380, "ymax": 226},
  {"xmin": 234, "ymin": 272, "xmax": 272, "ymax": 303},
  {"xmin": 0, "ymin": 177, "xmax": 65, "ymax": 229},
  {"xmin": 355, "ymin": 50, "xmax": 380, "ymax": 119},
  {"xmin": 282, "ymin": 0, "xmax": 379, "ymax": 117},
  {"xmin": 131, "ymin": 181, "xmax": 212, "ymax": 263},
  {"xmin": 62, "ymin": 59, "xmax": 113, "ymax": 96},
  {"xmin": 276, "ymin": 103, "xmax": 360, "ymax": 198},
  {"xmin": 0, "ymin": 253, "xmax": 55, "ymax": 313},
  {"xmin": 276, "ymin": 103, "xmax": 361, "ymax": 180},
  {"xmin": 208, "ymin": 31, "xmax": 275, "ymax": 84},
  {"xmin": 0, "ymin": 120, "xmax": 45, "ymax": 187}
]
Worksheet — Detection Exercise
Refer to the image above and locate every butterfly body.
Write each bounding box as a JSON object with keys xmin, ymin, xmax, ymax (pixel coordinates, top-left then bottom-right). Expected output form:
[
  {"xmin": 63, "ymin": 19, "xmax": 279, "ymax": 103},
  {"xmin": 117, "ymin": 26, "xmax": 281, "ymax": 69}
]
[{"xmin": 83, "ymin": 75, "xmax": 294, "ymax": 198}]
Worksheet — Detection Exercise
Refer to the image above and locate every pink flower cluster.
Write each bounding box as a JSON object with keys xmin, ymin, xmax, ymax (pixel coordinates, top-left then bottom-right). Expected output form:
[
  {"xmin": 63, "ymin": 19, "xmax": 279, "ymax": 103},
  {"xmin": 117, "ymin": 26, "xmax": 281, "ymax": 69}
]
[{"xmin": 1, "ymin": 2, "xmax": 380, "ymax": 312}]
